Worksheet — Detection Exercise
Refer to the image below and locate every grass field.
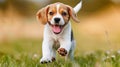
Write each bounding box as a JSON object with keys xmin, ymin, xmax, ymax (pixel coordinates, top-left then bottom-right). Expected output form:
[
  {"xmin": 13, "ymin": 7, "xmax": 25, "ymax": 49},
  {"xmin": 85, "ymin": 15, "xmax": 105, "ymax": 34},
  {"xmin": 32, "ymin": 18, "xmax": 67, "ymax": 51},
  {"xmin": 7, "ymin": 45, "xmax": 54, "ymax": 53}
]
[{"xmin": 0, "ymin": 38, "xmax": 120, "ymax": 67}]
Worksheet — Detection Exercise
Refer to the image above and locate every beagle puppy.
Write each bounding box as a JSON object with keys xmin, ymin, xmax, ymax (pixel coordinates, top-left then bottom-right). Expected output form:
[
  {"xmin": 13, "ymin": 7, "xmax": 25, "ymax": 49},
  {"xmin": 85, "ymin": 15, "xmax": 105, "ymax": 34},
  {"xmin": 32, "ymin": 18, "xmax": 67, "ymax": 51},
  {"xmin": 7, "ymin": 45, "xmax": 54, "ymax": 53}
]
[{"xmin": 37, "ymin": 0, "xmax": 82, "ymax": 64}]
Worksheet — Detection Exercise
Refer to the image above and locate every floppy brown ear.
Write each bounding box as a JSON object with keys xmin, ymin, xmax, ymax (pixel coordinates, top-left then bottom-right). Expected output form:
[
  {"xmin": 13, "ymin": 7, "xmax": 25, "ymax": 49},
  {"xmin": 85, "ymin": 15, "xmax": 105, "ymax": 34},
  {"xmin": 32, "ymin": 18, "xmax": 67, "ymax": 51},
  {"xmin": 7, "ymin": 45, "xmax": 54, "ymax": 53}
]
[
  {"xmin": 67, "ymin": 6, "xmax": 80, "ymax": 23},
  {"xmin": 36, "ymin": 5, "xmax": 49, "ymax": 25}
]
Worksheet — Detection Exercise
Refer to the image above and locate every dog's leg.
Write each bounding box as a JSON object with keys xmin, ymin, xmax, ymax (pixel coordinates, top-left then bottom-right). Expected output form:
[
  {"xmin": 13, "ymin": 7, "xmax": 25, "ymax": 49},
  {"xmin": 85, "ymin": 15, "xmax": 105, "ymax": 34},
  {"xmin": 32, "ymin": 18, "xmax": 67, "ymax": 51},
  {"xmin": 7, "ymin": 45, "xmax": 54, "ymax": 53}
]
[
  {"xmin": 40, "ymin": 40, "xmax": 56, "ymax": 63},
  {"xmin": 40, "ymin": 25, "xmax": 56, "ymax": 64},
  {"xmin": 57, "ymin": 23, "xmax": 72, "ymax": 57},
  {"xmin": 57, "ymin": 40, "xmax": 71, "ymax": 56},
  {"xmin": 67, "ymin": 40, "xmax": 76, "ymax": 60},
  {"xmin": 51, "ymin": 48, "xmax": 56, "ymax": 61}
]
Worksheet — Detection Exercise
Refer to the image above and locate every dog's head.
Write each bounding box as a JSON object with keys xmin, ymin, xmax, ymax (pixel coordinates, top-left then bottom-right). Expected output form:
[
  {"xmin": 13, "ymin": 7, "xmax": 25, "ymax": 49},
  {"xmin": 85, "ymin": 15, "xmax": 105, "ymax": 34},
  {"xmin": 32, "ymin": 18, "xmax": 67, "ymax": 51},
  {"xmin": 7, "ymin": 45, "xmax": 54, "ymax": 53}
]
[{"xmin": 37, "ymin": 2, "xmax": 79, "ymax": 34}]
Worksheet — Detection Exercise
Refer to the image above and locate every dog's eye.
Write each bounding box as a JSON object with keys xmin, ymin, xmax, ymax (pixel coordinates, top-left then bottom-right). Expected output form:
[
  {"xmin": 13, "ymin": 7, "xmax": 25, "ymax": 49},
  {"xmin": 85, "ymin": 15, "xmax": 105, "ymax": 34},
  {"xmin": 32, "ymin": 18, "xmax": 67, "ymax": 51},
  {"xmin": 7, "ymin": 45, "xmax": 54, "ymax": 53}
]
[
  {"xmin": 62, "ymin": 12, "xmax": 67, "ymax": 16},
  {"xmin": 49, "ymin": 12, "xmax": 54, "ymax": 15}
]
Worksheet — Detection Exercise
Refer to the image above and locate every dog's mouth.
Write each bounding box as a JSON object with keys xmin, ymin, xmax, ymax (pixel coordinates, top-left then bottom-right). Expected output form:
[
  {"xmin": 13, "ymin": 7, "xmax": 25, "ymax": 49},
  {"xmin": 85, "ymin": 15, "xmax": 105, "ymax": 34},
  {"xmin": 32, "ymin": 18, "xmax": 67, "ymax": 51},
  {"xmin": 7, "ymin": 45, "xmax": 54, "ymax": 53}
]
[
  {"xmin": 48, "ymin": 22, "xmax": 66, "ymax": 34},
  {"xmin": 51, "ymin": 25, "xmax": 63, "ymax": 34}
]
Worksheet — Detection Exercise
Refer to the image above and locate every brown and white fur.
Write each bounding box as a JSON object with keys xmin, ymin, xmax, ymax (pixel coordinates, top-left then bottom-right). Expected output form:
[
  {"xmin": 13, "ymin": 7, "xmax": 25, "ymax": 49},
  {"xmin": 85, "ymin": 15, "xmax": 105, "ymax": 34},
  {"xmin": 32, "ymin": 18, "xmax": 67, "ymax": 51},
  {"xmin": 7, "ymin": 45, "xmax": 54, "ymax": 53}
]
[{"xmin": 36, "ymin": 0, "xmax": 82, "ymax": 64}]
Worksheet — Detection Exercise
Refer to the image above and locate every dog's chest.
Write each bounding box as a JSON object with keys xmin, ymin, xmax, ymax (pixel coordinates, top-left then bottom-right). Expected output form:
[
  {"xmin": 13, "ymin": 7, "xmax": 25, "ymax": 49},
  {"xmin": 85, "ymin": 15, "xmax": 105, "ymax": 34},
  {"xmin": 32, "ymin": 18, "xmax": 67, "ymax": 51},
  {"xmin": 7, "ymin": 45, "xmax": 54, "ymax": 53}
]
[{"xmin": 53, "ymin": 40, "xmax": 60, "ymax": 50}]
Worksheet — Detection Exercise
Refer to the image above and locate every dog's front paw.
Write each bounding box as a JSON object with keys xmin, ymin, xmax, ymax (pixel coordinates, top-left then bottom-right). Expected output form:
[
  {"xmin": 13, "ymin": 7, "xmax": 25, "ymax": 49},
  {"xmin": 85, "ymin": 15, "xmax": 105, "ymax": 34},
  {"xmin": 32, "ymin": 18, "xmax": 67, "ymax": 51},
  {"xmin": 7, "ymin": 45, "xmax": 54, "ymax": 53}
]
[
  {"xmin": 57, "ymin": 48, "xmax": 67, "ymax": 56},
  {"xmin": 40, "ymin": 57, "xmax": 56, "ymax": 64}
]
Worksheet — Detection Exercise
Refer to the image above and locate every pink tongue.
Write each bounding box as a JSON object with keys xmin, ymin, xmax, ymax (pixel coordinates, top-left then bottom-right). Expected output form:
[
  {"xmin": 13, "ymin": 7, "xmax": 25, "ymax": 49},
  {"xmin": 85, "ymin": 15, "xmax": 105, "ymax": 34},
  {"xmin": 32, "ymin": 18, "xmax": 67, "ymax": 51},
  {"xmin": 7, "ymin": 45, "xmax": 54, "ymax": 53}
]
[{"xmin": 52, "ymin": 25, "xmax": 61, "ymax": 33}]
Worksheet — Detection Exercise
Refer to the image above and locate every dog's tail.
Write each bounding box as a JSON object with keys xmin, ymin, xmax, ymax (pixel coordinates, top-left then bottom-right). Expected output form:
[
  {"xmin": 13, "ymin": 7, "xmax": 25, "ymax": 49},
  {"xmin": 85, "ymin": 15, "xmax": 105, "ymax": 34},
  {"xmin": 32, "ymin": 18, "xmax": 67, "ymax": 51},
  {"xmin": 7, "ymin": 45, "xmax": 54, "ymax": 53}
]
[{"xmin": 73, "ymin": 0, "xmax": 82, "ymax": 13}]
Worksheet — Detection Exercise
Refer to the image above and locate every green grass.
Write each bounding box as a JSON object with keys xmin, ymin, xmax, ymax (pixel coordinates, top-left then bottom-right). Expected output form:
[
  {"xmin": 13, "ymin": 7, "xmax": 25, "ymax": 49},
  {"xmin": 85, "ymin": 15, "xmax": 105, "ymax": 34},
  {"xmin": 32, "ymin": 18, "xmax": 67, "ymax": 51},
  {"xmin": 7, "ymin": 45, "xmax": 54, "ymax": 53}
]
[
  {"xmin": 0, "ymin": 39, "xmax": 120, "ymax": 67},
  {"xmin": 0, "ymin": 51, "xmax": 120, "ymax": 67}
]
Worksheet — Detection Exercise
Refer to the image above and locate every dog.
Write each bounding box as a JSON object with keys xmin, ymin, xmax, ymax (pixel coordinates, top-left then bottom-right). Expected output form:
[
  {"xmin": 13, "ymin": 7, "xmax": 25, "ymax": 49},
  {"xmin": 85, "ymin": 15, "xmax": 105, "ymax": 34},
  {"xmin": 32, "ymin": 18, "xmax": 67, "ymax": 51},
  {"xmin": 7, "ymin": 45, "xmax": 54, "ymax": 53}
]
[{"xmin": 36, "ymin": 0, "xmax": 82, "ymax": 64}]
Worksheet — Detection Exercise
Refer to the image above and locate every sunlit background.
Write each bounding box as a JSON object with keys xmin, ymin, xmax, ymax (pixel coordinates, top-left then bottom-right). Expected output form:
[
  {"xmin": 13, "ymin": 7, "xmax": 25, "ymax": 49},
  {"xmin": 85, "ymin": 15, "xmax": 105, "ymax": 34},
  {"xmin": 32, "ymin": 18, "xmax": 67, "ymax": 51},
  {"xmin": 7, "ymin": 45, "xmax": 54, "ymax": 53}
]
[{"xmin": 0, "ymin": 0, "xmax": 120, "ymax": 57}]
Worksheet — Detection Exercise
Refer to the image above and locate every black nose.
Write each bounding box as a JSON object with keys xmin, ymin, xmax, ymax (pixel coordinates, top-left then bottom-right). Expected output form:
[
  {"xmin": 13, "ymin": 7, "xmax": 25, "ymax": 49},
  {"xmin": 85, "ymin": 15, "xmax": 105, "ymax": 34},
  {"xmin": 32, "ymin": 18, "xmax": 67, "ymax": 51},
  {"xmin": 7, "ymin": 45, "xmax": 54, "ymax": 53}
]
[{"xmin": 54, "ymin": 18, "xmax": 60, "ymax": 23}]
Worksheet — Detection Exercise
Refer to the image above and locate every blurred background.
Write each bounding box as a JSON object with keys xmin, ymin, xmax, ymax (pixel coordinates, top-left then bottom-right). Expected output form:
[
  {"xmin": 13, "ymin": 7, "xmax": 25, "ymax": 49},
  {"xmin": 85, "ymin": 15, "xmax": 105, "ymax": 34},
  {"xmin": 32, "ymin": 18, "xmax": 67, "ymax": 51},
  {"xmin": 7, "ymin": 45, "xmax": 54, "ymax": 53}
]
[{"xmin": 0, "ymin": 0, "xmax": 120, "ymax": 56}]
